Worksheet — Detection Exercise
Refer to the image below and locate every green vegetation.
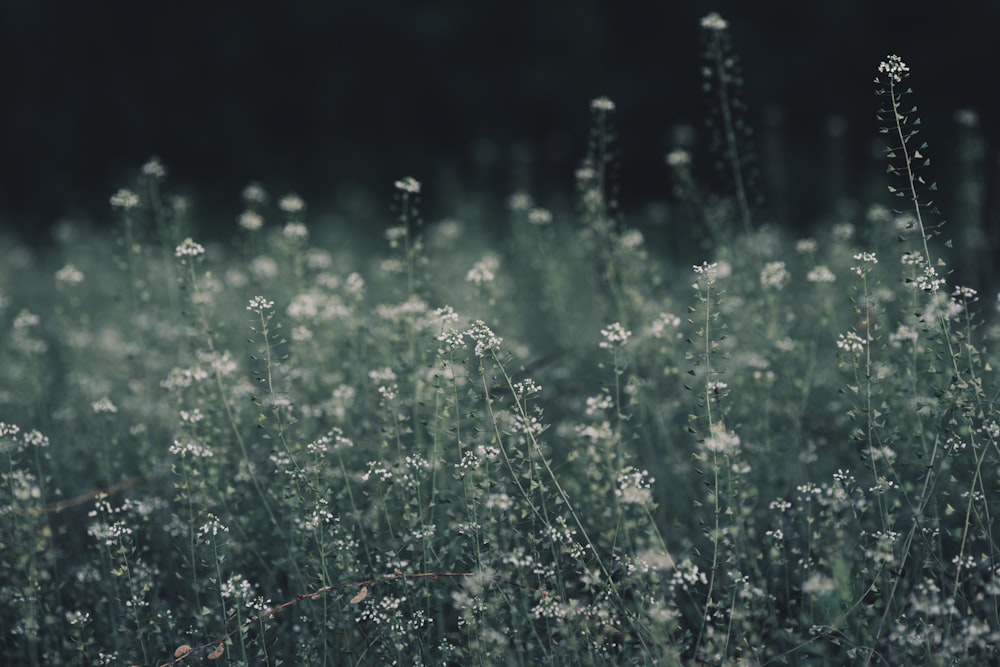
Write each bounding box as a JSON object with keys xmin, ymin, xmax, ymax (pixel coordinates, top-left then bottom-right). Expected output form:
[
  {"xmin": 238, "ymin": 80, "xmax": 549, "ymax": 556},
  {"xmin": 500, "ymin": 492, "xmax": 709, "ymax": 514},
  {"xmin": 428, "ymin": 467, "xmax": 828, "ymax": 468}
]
[{"xmin": 2, "ymin": 16, "xmax": 999, "ymax": 667}]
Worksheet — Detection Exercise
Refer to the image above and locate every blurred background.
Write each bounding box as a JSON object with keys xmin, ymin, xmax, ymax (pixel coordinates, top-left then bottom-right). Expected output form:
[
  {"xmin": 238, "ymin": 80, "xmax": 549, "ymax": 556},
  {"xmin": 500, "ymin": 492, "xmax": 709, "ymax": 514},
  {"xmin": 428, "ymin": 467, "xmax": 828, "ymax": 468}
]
[{"xmin": 2, "ymin": 0, "xmax": 998, "ymax": 245}]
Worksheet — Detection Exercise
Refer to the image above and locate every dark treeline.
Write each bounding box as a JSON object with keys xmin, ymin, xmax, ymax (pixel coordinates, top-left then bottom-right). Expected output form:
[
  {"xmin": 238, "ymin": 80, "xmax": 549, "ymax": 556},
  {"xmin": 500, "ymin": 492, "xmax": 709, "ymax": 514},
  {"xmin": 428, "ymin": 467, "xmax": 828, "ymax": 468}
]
[{"xmin": 1, "ymin": 1, "xmax": 998, "ymax": 244}]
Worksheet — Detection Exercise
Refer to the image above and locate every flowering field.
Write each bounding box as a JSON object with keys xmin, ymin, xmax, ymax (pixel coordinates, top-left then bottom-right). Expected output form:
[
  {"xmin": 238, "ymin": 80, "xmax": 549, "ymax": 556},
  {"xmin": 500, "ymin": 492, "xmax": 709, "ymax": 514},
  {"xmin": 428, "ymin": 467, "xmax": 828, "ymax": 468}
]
[{"xmin": 3, "ymin": 18, "xmax": 1000, "ymax": 667}]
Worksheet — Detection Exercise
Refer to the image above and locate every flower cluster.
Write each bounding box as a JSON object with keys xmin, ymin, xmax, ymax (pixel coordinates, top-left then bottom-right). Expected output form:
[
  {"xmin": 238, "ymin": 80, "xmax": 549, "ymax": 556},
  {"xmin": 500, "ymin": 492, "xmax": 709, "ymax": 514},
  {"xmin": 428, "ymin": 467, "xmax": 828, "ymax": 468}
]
[
  {"xmin": 837, "ymin": 330, "xmax": 867, "ymax": 355},
  {"xmin": 590, "ymin": 96, "xmax": 615, "ymax": 112},
  {"xmin": 878, "ymin": 54, "xmax": 910, "ymax": 83},
  {"xmin": 247, "ymin": 296, "xmax": 275, "ymax": 313},
  {"xmin": 466, "ymin": 320, "xmax": 502, "ymax": 358},
  {"xmin": 110, "ymin": 188, "xmax": 140, "ymax": 210},
  {"xmin": 851, "ymin": 252, "xmax": 878, "ymax": 277},
  {"xmin": 394, "ymin": 176, "xmax": 421, "ymax": 194},
  {"xmin": 760, "ymin": 261, "xmax": 789, "ymax": 289},
  {"xmin": 700, "ymin": 11, "xmax": 728, "ymax": 31},
  {"xmin": 599, "ymin": 322, "xmax": 632, "ymax": 349},
  {"xmin": 278, "ymin": 193, "xmax": 305, "ymax": 214},
  {"xmin": 615, "ymin": 468, "xmax": 655, "ymax": 505},
  {"xmin": 174, "ymin": 237, "xmax": 205, "ymax": 259}
]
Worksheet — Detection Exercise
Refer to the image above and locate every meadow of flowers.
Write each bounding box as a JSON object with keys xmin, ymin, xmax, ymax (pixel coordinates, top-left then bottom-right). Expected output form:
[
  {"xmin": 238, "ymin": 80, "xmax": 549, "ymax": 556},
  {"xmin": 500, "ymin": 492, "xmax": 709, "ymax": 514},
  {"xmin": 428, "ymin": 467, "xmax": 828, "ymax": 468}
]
[{"xmin": 3, "ymin": 15, "xmax": 1000, "ymax": 667}]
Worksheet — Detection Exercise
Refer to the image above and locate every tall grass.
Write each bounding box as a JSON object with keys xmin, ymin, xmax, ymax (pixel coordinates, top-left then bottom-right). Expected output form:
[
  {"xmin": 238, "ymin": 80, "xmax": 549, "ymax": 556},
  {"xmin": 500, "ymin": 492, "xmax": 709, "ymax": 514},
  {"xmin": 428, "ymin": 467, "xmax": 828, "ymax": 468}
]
[{"xmin": 2, "ymin": 16, "xmax": 999, "ymax": 667}]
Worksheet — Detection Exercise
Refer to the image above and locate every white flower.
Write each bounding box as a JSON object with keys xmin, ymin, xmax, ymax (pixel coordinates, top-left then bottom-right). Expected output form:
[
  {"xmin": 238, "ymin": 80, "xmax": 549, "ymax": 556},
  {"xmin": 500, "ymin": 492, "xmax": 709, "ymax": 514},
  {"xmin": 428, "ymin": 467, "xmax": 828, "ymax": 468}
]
[
  {"xmin": 702, "ymin": 429, "xmax": 740, "ymax": 455},
  {"xmin": 278, "ymin": 193, "xmax": 305, "ymax": 214},
  {"xmin": 700, "ymin": 12, "xmax": 728, "ymax": 31},
  {"xmin": 238, "ymin": 210, "xmax": 264, "ymax": 231},
  {"xmin": 110, "ymin": 189, "xmax": 140, "ymax": 210},
  {"xmin": 599, "ymin": 322, "xmax": 632, "ymax": 349},
  {"xmin": 795, "ymin": 238, "xmax": 818, "ymax": 254},
  {"xmin": 665, "ymin": 149, "xmax": 691, "ymax": 167},
  {"xmin": 394, "ymin": 176, "xmax": 421, "ymax": 194},
  {"xmin": 693, "ymin": 261, "xmax": 722, "ymax": 288},
  {"xmin": 590, "ymin": 96, "xmax": 615, "ymax": 112},
  {"xmin": 55, "ymin": 264, "xmax": 85, "ymax": 286},
  {"xmin": 466, "ymin": 321, "xmax": 503, "ymax": 358},
  {"xmin": 760, "ymin": 261, "xmax": 789, "ymax": 289},
  {"xmin": 851, "ymin": 252, "xmax": 878, "ymax": 276},
  {"xmin": 837, "ymin": 331, "xmax": 867, "ymax": 355},
  {"xmin": 91, "ymin": 397, "xmax": 118, "ymax": 414},
  {"xmin": 806, "ymin": 265, "xmax": 836, "ymax": 283},
  {"xmin": 465, "ymin": 254, "xmax": 500, "ymax": 286},
  {"xmin": 282, "ymin": 221, "xmax": 309, "ymax": 242},
  {"xmin": 527, "ymin": 207, "xmax": 552, "ymax": 225},
  {"xmin": 878, "ymin": 54, "xmax": 910, "ymax": 83},
  {"xmin": 174, "ymin": 237, "xmax": 205, "ymax": 259},
  {"xmin": 241, "ymin": 182, "xmax": 269, "ymax": 205},
  {"xmin": 141, "ymin": 156, "xmax": 167, "ymax": 179},
  {"xmin": 615, "ymin": 468, "xmax": 655, "ymax": 505},
  {"xmin": 247, "ymin": 296, "xmax": 275, "ymax": 313}
]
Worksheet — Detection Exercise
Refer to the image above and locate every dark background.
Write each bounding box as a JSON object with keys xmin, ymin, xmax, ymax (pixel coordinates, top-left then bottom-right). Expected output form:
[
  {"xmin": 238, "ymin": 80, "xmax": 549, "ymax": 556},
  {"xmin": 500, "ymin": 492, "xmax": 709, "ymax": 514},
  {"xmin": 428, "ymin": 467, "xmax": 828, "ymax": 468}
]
[{"xmin": 2, "ymin": 0, "xmax": 998, "ymax": 243}]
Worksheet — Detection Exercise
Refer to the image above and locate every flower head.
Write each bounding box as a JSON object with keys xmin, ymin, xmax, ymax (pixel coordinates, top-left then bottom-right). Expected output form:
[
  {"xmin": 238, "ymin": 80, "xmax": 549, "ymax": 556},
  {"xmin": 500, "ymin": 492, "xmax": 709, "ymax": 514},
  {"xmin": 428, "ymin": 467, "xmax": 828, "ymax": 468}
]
[
  {"xmin": 465, "ymin": 320, "xmax": 503, "ymax": 358},
  {"xmin": 174, "ymin": 237, "xmax": 205, "ymax": 259},
  {"xmin": 760, "ymin": 261, "xmax": 789, "ymax": 289},
  {"xmin": 878, "ymin": 54, "xmax": 910, "ymax": 83},
  {"xmin": 241, "ymin": 182, "xmax": 269, "ymax": 205},
  {"xmin": 141, "ymin": 156, "xmax": 167, "ymax": 179},
  {"xmin": 700, "ymin": 12, "xmax": 728, "ymax": 31},
  {"xmin": 599, "ymin": 322, "xmax": 632, "ymax": 349},
  {"xmin": 247, "ymin": 296, "xmax": 275, "ymax": 314},
  {"xmin": 590, "ymin": 96, "xmax": 616, "ymax": 112},
  {"xmin": 527, "ymin": 207, "xmax": 552, "ymax": 225},
  {"xmin": 278, "ymin": 193, "xmax": 306, "ymax": 214},
  {"xmin": 395, "ymin": 176, "xmax": 421, "ymax": 194},
  {"xmin": 110, "ymin": 189, "xmax": 140, "ymax": 211},
  {"xmin": 665, "ymin": 149, "xmax": 691, "ymax": 167},
  {"xmin": 282, "ymin": 221, "xmax": 309, "ymax": 242},
  {"xmin": 238, "ymin": 210, "xmax": 264, "ymax": 231},
  {"xmin": 55, "ymin": 264, "xmax": 85, "ymax": 286}
]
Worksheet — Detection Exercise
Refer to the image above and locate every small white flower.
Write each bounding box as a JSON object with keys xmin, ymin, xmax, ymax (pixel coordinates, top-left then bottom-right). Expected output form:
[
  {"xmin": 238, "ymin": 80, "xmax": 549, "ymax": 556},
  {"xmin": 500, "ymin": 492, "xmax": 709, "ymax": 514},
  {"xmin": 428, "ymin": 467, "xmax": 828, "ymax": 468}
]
[
  {"xmin": 465, "ymin": 254, "xmax": 500, "ymax": 286},
  {"xmin": 110, "ymin": 189, "xmax": 140, "ymax": 210},
  {"xmin": 247, "ymin": 296, "xmax": 275, "ymax": 313},
  {"xmin": 91, "ymin": 397, "xmax": 118, "ymax": 414},
  {"xmin": 837, "ymin": 331, "xmax": 867, "ymax": 355},
  {"xmin": 665, "ymin": 148, "xmax": 691, "ymax": 167},
  {"xmin": 278, "ymin": 193, "xmax": 305, "ymax": 214},
  {"xmin": 238, "ymin": 210, "xmax": 264, "ymax": 231},
  {"xmin": 915, "ymin": 265, "xmax": 945, "ymax": 292},
  {"xmin": 806, "ymin": 265, "xmax": 836, "ymax": 283},
  {"xmin": 55, "ymin": 264, "xmax": 85, "ymax": 286},
  {"xmin": 878, "ymin": 54, "xmax": 910, "ymax": 83},
  {"xmin": 174, "ymin": 237, "xmax": 205, "ymax": 259},
  {"xmin": 241, "ymin": 182, "xmax": 269, "ymax": 205},
  {"xmin": 760, "ymin": 261, "xmax": 789, "ymax": 289},
  {"xmin": 700, "ymin": 12, "xmax": 728, "ymax": 31},
  {"xmin": 693, "ymin": 261, "xmax": 721, "ymax": 288},
  {"xmin": 282, "ymin": 221, "xmax": 309, "ymax": 242},
  {"xmin": 795, "ymin": 238, "xmax": 818, "ymax": 254},
  {"xmin": 466, "ymin": 321, "xmax": 503, "ymax": 358},
  {"xmin": 141, "ymin": 156, "xmax": 167, "ymax": 179},
  {"xmin": 851, "ymin": 252, "xmax": 878, "ymax": 276},
  {"xmin": 702, "ymin": 428, "xmax": 740, "ymax": 455},
  {"xmin": 952, "ymin": 286, "xmax": 978, "ymax": 300},
  {"xmin": 527, "ymin": 207, "xmax": 552, "ymax": 225},
  {"xmin": 590, "ymin": 96, "xmax": 615, "ymax": 112},
  {"xmin": 395, "ymin": 176, "xmax": 421, "ymax": 194},
  {"xmin": 599, "ymin": 322, "xmax": 632, "ymax": 349}
]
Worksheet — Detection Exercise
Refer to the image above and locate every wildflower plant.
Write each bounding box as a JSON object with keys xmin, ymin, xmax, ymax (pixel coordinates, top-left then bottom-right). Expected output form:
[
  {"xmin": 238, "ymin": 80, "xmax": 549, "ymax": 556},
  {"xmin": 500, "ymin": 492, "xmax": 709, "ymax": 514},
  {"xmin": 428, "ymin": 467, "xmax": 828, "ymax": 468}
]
[
  {"xmin": 5, "ymin": 20, "xmax": 1000, "ymax": 667},
  {"xmin": 700, "ymin": 11, "xmax": 760, "ymax": 236}
]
